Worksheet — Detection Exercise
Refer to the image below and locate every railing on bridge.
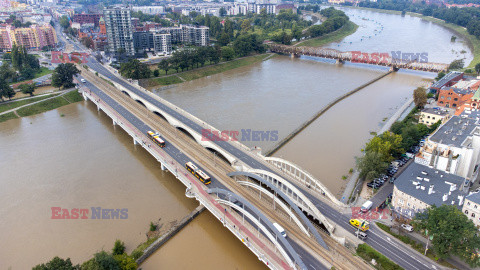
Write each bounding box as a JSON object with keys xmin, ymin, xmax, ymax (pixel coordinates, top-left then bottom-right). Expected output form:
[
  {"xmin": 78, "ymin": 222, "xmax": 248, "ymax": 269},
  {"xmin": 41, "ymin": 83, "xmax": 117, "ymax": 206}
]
[
  {"xmin": 80, "ymin": 87, "xmax": 299, "ymax": 270},
  {"xmin": 268, "ymin": 44, "xmax": 449, "ymax": 72}
]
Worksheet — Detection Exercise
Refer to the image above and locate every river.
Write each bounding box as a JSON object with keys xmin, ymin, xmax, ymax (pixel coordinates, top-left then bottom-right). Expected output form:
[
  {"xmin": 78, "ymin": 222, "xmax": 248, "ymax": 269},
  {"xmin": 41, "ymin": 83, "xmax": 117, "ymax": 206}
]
[{"xmin": 0, "ymin": 6, "xmax": 472, "ymax": 269}]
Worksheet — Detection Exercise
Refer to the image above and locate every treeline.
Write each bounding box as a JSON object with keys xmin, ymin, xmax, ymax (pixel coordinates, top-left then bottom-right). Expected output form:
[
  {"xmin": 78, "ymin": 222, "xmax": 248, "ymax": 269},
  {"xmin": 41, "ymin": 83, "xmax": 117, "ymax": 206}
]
[
  {"xmin": 131, "ymin": 11, "xmax": 173, "ymax": 27},
  {"xmin": 307, "ymin": 7, "xmax": 349, "ymax": 38},
  {"xmin": 358, "ymin": 0, "xmax": 480, "ymax": 40}
]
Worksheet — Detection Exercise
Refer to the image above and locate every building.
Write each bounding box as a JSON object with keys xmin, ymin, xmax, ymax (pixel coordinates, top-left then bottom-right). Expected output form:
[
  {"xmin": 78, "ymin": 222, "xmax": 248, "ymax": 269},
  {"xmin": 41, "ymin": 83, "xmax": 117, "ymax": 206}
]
[
  {"xmin": 437, "ymin": 86, "xmax": 475, "ymax": 109},
  {"xmin": 0, "ymin": 24, "xmax": 57, "ymax": 50},
  {"xmin": 419, "ymin": 108, "xmax": 450, "ymax": 127},
  {"xmin": 131, "ymin": 6, "xmax": 165, "ymax": 15},
  {"xmin": 77, "ymin": 16, "xmax": 107, "ymax": 51},
  {"xmin": 415, "ymin": 114, "xmax": 480, "ymax": 180},
  {"xmin": 133, "ymin": 31, "xmax": 172, "ymax": 55},
  {"xmin": 462, "ymin": 192, "xmax": 480, "ymax": 227},
  {"xmin": 157, "ymin": 25, "xmax": 209, "ymax": 46},
  {"xmin": 103, "ymin": 7, "xmax": 134, "ymax": 56},
  {"xmin": 429, "ymin": 71, "xmax": 463, "ymax": 94},
  {"xmin": 72, "ymin": 13, "xmax": 102, "ymax": 27},
  {"xmin": 392, "ymin": 162, "xmax": 468, "ymax": 218}
]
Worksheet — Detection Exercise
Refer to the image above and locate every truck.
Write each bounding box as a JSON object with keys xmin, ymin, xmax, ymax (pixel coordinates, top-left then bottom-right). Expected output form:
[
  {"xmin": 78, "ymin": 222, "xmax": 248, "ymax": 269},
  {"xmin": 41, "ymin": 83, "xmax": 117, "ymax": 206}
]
[
  {"xmin": 273, "ymin": 222, "xmax": 287, "ymax": 238},
  {"xmin": 349, "ymin": 219, "xmax": 370, "ymax": 232},
  {"xmin": 360, "ymin": 200, "xmax": 373, "ymax": 213}
]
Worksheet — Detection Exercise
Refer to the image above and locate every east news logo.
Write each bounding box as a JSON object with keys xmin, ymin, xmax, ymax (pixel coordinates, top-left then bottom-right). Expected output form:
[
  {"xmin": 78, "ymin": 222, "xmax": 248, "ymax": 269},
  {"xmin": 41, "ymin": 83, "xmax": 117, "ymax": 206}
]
[{"xmin": 51, "ymin": 207, "xmax": 128, "ymax": 219}]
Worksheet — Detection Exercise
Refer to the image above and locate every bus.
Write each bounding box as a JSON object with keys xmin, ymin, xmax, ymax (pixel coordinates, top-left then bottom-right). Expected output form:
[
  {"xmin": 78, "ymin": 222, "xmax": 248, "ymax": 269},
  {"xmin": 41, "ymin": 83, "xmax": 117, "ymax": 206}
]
[
  {"xmin": 185, "ymin": 161, "xmax": 211, "ymax": 185},
  {"xmin": 273, "ymin": 222, "xmax": 287, "ymax": 238},
  {"xmin": 147, "ymin": 130, "xmax": 165, "ymax": 148}
]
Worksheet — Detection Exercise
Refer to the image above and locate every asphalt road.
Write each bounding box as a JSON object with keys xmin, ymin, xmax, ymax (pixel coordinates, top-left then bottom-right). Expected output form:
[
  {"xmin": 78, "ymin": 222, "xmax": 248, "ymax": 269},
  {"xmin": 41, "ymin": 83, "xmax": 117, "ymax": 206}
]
[{"xmin": 60, "ymin": 26, "xmax": 442, "ymax": 269}]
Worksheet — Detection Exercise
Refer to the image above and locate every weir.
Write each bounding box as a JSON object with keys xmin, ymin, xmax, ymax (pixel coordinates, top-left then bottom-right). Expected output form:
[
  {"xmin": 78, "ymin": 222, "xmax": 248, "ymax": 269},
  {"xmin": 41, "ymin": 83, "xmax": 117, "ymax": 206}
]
[{"xmin": 265, "ymin": 70, "xmax": 394, "ymax": 156}]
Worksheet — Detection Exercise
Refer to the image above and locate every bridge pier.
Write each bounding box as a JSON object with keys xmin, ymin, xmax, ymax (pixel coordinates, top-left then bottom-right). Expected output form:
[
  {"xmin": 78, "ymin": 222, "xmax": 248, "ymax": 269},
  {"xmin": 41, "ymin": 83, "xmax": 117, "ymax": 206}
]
[
  {"xmin": 133, "ymin": 138, "xmax": 139, "ymax": 145},
  {"xmin": 336, "ymin": 59, "xmax": 345, "ymax": 64},
  {"xmin": 113, "ymin": 119, "xmax": 117, "ymax": 126},
  {"xmin": 160, "ymin": 163, "xmax": 167, "ymax": 171}
]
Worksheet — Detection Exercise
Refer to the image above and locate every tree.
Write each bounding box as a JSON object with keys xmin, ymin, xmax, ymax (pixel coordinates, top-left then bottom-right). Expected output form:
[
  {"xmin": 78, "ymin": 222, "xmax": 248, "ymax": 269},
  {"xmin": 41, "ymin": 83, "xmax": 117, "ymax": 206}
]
[
  {"xmin": 19, "ymin": 83, "xmax": 36, "ymax": 96},
  {"xmin": 414, "ymin": 205, "xmax": 480, "ymax": 267},
  {"xmin": 219, "ymin": 7, "xmax": 227, "ymax": 17},
  {"xmin": 113, "ymin": 254, "xmax": 137, "ymax": 270},
  {"xmin": 158, "ymin": 59, "xmax": 170, "ymax": 75},
  {"xmin": 449, "ymin": 59, "xmax": 464, "ymax": 70},
  {"xmin": 81, "ymin": 37, "xmax": 95, "ymax": 49},
  {"xmin": 119, "ymin": 59, "xmax": 151, "ymax": 79},
  {"xmin": 221, "ymin": 46, "xmax": 235, "ymax": 61},
  {"xmin": 364, "ymin": 132, "xmax": 403, "ymax": 162},
  {"xmin": 413, "ymin": 87, "xmax": 428, "ymax": 108},
  {"xmin": 20, "ymin": 67, "xmax": 35, "ymax": 80},
  {"xmin": 217, "ymin": 32, "xmax": 230, "ymax": 46},
  {"xmin": 475, "ymin": 63, "xmax": 480, "ymax": 75},
  {"xmin": 33, "ymin": 256, "xmax": 79, "ymax": 270},
  {"xmin": 153, "ymin": 69, "xmax": 159, "ymax": 77},
  {"xmin": 51, "ymin": 63, "xmax": 81, "ymax": 89},
  {"xmin": 435, "ymin": 71, "xmax": 446, "ymax": 81},
  {"xmin": 0, "ymin": 79, "xmax": 15, "ymax": 101},
  {"xmin": 59, "ymin": 15, "xmax": 70, "ymax": 29},
  {"xmin": 112, "ymin": 240, "xmax": 126, "ymax": 256},
  {"xmin": 356, "ymin": 151, "xmax": 389, "ymax": 180}
]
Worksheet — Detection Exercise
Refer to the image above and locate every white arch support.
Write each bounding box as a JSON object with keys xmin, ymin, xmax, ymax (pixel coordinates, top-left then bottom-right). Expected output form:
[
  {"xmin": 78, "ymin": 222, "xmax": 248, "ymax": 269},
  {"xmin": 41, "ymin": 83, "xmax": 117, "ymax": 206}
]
[
  {"xmin": 265, "ymin": 157, "xmax": 344, "ymax": 206},
  {"xmin": 237, "ymin": 180, "xmax": 310, "ymax": 237},
  {"xmin": 217, "ymin": 199, "xmax": 295, "ymax": 268},
  {"xmin": 115, "ymin": 86, "xmax": 237, "ymax": 165},
  {"xmin": 248, "ymin": 168, "xmax": 336, "ymax": 234}
]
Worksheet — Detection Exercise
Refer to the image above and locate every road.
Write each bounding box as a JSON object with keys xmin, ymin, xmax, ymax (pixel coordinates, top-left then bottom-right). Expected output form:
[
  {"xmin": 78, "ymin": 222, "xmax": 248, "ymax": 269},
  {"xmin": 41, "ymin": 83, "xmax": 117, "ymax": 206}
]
[{"xmin": 58, "ymin": 26, "xmax": 444, "ymax": 270}]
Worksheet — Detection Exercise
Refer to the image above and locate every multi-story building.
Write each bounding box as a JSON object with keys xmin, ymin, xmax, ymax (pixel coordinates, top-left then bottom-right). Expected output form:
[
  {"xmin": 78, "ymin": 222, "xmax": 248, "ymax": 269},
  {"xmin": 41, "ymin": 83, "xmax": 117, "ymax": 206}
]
[
  {"xmin": 462, "ymin": 192, "xmax": 480, "ymax": 227},
  {"xmin": 437, "ymin": 86, "xmax": 476, "ymax": 109},
  {"xmin": 133, "ymin": 30, "xmax": 171, "ymax": 55},
  {"xmin": 131, "ymin": 6, "xmax": 165, "ymax": 15},
  {"xmin": 73, "ymin": 13, "xmax": 102, "ymax": 27},
  {"xmin": 429, "ymin": 71, "xmax": 463, "ymax": 94},
  {"xmin": 392, "ymin": 162, "xmax": 467, "ymax": 218},
  {"xmin": 419, "ymin": 108, "xmax": 450, "ymax": 127},
  {"xmin": 77, "ymin": 16, "xmax": 108, "ymax": 51},
  {"xmin": 103, "ymin": 7, "xmax": 134, "ymax": 56},
  {"xmin": 415, "ymin": 112, "xmax": 480, "ymax": 181},
  {"xmin": 0, "ymin": 24, "xmax": 57, "ymax": 50},
  {"xmin": 157, "ymin": 25, "xmax": 209, "ymax": 46}
]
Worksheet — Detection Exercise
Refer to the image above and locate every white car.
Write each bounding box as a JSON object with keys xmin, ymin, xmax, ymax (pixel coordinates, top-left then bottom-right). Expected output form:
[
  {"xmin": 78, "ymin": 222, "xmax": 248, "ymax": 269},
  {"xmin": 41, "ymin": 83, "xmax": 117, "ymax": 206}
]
[
  {"xmin": 80, "ymin": 79, "xmax": 86, "ymax": 83},
  {"xmin": 401, "ymin": 224, "xmax": 414, "ymax": 232}
]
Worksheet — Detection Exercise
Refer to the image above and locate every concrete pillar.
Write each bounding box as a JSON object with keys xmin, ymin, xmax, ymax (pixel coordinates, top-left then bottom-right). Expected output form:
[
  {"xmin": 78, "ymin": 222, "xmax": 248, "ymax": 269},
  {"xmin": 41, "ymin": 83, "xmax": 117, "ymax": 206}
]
[
  {"xmin": 133, "ymin": 138, "xmax": 138, "ymax": 145},
  {"xmin": 161, "ymin": 163, "xmax": 167, "ymax": 171},
  {"xmin": 113, "ymin": 119, "xmax": 117, "ymax": 126}
]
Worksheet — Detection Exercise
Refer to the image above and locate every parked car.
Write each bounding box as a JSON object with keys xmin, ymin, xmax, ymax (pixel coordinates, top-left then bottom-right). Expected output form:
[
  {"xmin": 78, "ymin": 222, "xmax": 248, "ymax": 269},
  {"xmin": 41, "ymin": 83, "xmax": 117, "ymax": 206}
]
[
  {"xmin": 389, "ymin": 177, "xmax": 396, "ymax": 184},
  {"xmin": 401, "ymin": 224, "xmax": 414, "ymax": 232}
]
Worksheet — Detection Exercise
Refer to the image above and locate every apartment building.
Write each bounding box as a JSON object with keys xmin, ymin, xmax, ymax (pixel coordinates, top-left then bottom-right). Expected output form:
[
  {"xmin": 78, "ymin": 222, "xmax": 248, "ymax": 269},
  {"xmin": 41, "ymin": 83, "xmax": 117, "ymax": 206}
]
[
  {"xmin": 103, "ymin": 7, "xmax": 134, "ymax": 56},
  {"xmin": 0, "ymin": 24, "xmax": 57, "ymax": 50},
  {"xmin": 462, "ymin": 192, "xmax": 480, "ymax": 227},
  {"xmin": 392, "ymin": 162, "xmax": 467, "ymax": 218},
  {"xmin": 419, "ymin": 108, "xmax": 450, "ymax": 127},
  {"xmin": 156, "ymin": 25, "xmax": 209, "ymax": 46},
  {"xmin": 133, "ymin": 31, "xmax": 172, "ymax": 55}
]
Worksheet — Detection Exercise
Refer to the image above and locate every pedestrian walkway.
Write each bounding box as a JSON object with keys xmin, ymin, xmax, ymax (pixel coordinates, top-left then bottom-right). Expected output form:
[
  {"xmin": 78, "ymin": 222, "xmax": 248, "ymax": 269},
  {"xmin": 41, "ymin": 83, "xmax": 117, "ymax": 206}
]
[{"xmin": 0, "ymin": 88, "xmax": 75, "ymax": 116}]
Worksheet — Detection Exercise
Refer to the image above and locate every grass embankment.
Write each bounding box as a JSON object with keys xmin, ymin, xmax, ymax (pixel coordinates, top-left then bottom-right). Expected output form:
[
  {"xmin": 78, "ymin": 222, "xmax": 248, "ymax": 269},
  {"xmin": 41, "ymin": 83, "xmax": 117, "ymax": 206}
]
[
  {"xmin": 149, "ymin": 54, "xmax": 270, "ymax": 88},
  {"xmin": 130, "ymin": 236, "xmax": 159, "ymax": 260},
  {"xmin": 0, "ymin": 91, "xmax": 83, "ymax": 123},
  {"xmin": 299, "ymin": 20, "xmax": 359, "ymax": 47},
  {"xmin": 0, "ymin": 94, "xmax": 56, "ymax": 113},
  {"xmin": 376, "ymin": 223, "xmax": 456, "ymax": 268},
  {"xmin": 356, "ymin": 243, "xmax": 404, "ymax": 270},
  {"xmin": 348, "ymin": 6, "xmax": 480, "ymax": 68}
]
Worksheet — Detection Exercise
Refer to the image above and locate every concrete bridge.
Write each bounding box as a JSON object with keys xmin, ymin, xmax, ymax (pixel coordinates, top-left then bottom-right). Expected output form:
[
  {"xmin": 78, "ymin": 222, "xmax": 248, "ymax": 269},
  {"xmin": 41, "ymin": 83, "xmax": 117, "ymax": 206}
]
[{"xmin": 269, "ymin": 44, "xmax": 449, "ymax": 72}]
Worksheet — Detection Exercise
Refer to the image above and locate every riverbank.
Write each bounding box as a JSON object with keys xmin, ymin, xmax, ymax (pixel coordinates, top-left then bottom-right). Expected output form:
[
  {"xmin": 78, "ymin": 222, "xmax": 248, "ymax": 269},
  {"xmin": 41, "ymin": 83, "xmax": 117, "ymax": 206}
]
[
  {"xmin": 296, "ymin": 20, "xmax": 359, "ymax": 47},
  {"xmin": 143, "ymin": 54, "xmax": 273, "ymax": 90},
  {"xmin": 0, "ymin": 89, "xmax": 82, "ymax": 123},
  {"xmin": 342, "ymin": 5, "xmax": 479, "ymax": 68}
]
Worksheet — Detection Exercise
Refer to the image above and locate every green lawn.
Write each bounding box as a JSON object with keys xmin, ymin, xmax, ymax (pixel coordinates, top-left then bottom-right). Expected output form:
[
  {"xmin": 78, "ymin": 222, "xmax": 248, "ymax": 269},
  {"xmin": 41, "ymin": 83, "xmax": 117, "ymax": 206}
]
[
  {"xmin": 0, "ymin": 94, "xmax": 57, "ymax": 113},
  {"xmin": 356, "ymin": 243, "xmax": 404, "ymax": 270},
  {"xmin": 0, "ymin": 112, "xmax": 18, "ymax": 123},
  {"xmin": 179, "ymin": 54, "xmax": 270, "ymax": 82},
  {"xmin": 147, "ymin": 54, "xmax": 270, "ymax": 88},
  {"xmin": 16, "ymin": 95, "xmax": 70, "ymax": 117},
  {"xmin": 299, "ymin": 21, "xmax": 359, "ymax": 47},
  {"xmin": 63, "ymin": 90, "xmax": 83, "ymax": 103}
]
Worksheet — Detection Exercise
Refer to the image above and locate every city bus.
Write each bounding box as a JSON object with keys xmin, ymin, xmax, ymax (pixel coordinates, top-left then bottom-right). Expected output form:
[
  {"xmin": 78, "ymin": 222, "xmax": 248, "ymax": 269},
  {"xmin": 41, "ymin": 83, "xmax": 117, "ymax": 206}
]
[
  {"xmin": 147, "ymin": 130, "xmax": 165, "ymax": 148},
  {"xmin": 185, "ymin": 161, "xmax": 211, "ymax": 185}
]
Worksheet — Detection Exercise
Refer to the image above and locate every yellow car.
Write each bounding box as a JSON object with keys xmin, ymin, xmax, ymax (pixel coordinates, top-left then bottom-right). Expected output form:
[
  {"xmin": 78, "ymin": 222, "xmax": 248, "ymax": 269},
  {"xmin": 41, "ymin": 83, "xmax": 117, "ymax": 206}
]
[{"xmin": 349, "ymin": 219, "xmax": 370, "ymax": 231}]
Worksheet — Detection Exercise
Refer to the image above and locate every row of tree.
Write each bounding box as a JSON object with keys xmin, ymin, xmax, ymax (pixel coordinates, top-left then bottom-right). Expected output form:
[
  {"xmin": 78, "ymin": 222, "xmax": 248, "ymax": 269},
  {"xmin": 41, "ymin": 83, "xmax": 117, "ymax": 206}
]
[
  {"xmin": 307, "ymin": 8, "xmax": 349, "ymax": 39},
  {"xmin": 33, "ymin": 240, "xmax": 137, "ymax": 270}
]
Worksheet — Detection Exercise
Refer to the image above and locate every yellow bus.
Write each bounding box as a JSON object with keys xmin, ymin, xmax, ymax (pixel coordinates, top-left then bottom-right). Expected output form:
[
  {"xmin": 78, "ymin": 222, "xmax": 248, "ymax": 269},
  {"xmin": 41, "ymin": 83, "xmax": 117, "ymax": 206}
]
[
  {"xmin": 147, "ymin": 130, "xmax": 165, "ymax": 148},
  {"xmin": 185, "ymin": 161, "xmax": 211, "ymax": 185}
]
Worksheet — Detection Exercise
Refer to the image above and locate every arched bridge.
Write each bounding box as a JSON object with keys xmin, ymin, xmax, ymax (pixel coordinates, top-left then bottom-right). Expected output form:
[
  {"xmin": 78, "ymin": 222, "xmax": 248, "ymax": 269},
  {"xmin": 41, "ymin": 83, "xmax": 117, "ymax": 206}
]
[{"xmin": 269, "ymin": 44, "xmax": 449, "ymax": 72}]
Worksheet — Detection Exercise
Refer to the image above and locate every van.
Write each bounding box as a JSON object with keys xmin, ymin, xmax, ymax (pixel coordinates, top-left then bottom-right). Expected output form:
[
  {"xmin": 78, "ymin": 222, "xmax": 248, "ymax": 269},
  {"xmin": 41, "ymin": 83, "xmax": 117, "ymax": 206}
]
[
  {"xmin": 361, "ymin": 200, "xmax": 373, "ymax": 213},
  {"xmin": 273, "ymin": 222, "xmax": 287, "ymax": 238},
  {"xmin": 355, "ymin": 230, "xmax": 368, "ymax": 240}
]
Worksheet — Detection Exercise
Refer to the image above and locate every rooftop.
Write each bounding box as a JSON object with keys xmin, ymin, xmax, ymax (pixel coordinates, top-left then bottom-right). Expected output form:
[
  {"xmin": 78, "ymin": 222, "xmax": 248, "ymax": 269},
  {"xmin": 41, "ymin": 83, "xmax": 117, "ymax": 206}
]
[
  {"xmin": 429, "ymin": 115, "xmax": 479, "ymax": 147},
  {"xmin": 466, "ymin": 192, "xmax": 480, "ymax": 205},
  {"xmin": 440, "ymin": 86, "xmax": 476, "ymax": 95},
  {"xmin": 431, "ymin": 71, "xmax": 463, "ymax": 89},
  {"xmin": 421, "ymin": 108, "xmax": 449, "ymax": 116},
  {"xmin": 395, "ymin": 162, "xmax": 467, "ymax": 208}
]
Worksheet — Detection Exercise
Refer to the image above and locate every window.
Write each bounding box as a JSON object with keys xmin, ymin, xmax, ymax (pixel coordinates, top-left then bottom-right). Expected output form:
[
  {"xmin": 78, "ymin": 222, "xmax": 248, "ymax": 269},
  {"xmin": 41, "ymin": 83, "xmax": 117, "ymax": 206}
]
[
  {"xmin": 468, "ymin": 202, "xmax": 471, "ymax": 206},
  {"xmin": 441, "ymin": 96, "xmax": 444, "ymax": 99},
  {"xmin": 447, "ymin": 97, "xmax": 451, "ymax": 100},
  {"xmin": 454, "ymin": 98, "xmax": 458, "ymax": 101},
  {"xmin": 440, "ymin": 101, "xmax": 444, "ymax": 104},
  {"xmin": 475, "ymin": 205, "xmax": 477, "ymax": 209},
  {"xmin": 473, "ymin": 213, "xmax": 476, "ymax": 218},
  {"xmin": 466, "ymin": 210, "xmax": 469, "ymax": 214},
  {"xmin": 453, "ymin": 104, "xmax": 457, "ymax": 107}
]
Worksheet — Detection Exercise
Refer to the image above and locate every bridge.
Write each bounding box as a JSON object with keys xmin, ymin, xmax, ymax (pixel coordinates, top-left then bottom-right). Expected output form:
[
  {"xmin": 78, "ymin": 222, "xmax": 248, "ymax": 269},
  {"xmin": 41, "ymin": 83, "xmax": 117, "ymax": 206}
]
[
  {"xmin": 269, "ymin": 44, "xmax": 449, "ymax": 72},
  {"xmin": 61, "ymin": 29, "xmax": 444, "ymax": 270}
]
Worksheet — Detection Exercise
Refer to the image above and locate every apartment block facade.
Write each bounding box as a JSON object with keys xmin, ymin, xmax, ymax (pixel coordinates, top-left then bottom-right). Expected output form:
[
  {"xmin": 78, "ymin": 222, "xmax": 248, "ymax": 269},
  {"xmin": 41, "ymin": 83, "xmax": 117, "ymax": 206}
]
[
  {"xmin": 0, "ymin": 24, "xmax": 57, "ymax": 50},
  {"xmin": 103, "ymin": 7, "xmax": 135, "ymax": 56}
]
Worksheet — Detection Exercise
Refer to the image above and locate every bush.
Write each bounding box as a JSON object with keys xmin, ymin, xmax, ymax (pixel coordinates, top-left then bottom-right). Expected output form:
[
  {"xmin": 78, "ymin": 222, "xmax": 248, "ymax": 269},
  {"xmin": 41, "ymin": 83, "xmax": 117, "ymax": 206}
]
[
  {"xmin": 150, "ymin": 222, "xmax": 157, "ymax": 231},
  {"xmin": 357, "ymin": 244, "xmax": 404, "ymax": 270},
  {"xmin": 112, "ymin": 239, "xmax": 126, "ymax": 255}
]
